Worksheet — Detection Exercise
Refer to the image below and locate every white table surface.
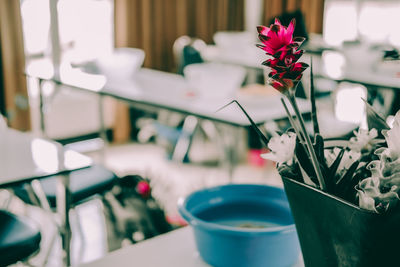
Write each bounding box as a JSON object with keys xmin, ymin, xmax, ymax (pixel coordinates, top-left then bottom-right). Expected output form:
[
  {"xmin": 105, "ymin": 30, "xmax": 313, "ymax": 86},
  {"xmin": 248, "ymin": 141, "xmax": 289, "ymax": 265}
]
[
  {"xmin": 79, "ymin": 226, "xmax": 304, "ymax": 267},
  {"xmin": 26, "ymin": 61, "xmax": 311, "ymax": 127},
  {"xmin": 0, "ymin": 128, "xmax": 92, "ymax": 187},
  {"xmin": 103, "ymin": 68, "xmax": 311, "ymax": 127}
]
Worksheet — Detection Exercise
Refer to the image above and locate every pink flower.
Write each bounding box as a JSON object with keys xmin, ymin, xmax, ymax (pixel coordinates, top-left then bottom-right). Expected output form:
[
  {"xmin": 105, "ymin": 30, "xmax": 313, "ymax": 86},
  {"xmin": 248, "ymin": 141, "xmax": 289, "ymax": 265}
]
[
  {"xmin": 257, "ymin": 18, "xmax": 308, "ymax": 93},
  {"xmin": 268, "ymin": 62, "xmax": 308, "ymax": 85},
  {"xmin": 257, "ymin": 18, "xmax": 295, "ymax": 55}
]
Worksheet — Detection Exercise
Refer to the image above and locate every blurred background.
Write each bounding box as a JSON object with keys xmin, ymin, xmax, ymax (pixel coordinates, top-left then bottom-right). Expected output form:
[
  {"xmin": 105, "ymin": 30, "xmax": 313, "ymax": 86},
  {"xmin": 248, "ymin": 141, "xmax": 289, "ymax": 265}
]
[{"xmin": 1, "ymin": 0, "xmax": 400, "ymax": 266}]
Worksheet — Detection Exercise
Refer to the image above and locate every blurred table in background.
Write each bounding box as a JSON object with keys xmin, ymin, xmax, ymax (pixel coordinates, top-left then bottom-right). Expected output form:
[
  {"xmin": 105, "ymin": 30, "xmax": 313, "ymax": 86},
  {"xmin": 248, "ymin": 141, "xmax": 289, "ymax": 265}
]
[
  {"xmin": 0, "ymin": 128, "xmax": 92, "ymax": 266},
  {"xmin": 26, "ymin": 61, "xmax": 311, "ymax": 177}
]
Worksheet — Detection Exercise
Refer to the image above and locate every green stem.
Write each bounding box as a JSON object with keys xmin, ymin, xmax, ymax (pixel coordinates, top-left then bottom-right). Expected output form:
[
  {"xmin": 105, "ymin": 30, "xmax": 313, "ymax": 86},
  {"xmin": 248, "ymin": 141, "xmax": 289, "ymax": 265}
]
[
  {"xmin": 288, "ymin": 93, "xmax": 326, "ymax": 190},
  {"xmin": 280, "ymin": 98, "xmax": 305, "ymax": 144}
]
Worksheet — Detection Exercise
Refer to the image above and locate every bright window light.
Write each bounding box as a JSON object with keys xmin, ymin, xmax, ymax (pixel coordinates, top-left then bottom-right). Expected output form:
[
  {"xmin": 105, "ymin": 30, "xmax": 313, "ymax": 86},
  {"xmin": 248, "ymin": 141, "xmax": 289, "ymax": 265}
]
[
  {"xmin": 20, "ymin": 0, "xmax": 113, "ymax": 62},
  {"xmin": 58, "ymin": 0, "xmax": 113, "ymax": 62},
  {"xmin": 323, "ymin": 0, "xmax": 358, "ymax": 46},
  {"xmin": 322, "ymin": 51, "xmax": 346, "ymax": 79},
  {"xmin": 358, "ymin": 2, "xmax": 400, "ymax": 46},
  {"xmin": 334, "ymin": 83, "xmax": 367, "ymax": 124},
  {"xmin": 324, "ymin": 0, "xmax": 400, "ymax": 47},
  {"xmin": 21, "ymin": 0, "xmax": 50, "ymax": 55}
]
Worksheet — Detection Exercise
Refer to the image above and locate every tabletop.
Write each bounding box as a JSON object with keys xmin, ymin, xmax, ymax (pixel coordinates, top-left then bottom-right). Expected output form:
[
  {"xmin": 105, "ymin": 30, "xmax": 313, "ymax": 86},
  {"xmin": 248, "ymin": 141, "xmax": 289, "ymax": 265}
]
[
  {"xmin": 0, "ymin": 128, "xmax": 92, "ymax": 187},
  {"xmin": 26, "ymin": 60, "xmax": 311, "ymax": 127},
  {"xmin": 78, "ymin": 226, "xmax": 304, "ymax": 267},
  {"xmin": 101, "ymin": 68, "xmax": 311, "ymax": 127}
]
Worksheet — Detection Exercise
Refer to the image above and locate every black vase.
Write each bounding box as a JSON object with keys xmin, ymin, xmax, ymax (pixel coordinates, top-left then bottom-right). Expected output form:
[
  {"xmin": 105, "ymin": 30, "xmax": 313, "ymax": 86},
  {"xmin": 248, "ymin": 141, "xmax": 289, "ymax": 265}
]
[{"xmin": 282, "ymin": 176, "xmax": 400, "ymax": 267}]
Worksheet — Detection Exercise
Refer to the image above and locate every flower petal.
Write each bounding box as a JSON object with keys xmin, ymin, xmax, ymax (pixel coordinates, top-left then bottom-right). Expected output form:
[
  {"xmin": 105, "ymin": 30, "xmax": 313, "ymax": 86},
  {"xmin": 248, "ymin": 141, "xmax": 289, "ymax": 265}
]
[
  {"xmin": 257, "ymin": 25, "xmax": 270, "ymax": 35},
  {"xmin": 274, "ymin": 18, "xmax": 282, "ymax": 26},
  {"xmin": 287, "ymin": 18, "xmax": 296, "ymax": 37}
]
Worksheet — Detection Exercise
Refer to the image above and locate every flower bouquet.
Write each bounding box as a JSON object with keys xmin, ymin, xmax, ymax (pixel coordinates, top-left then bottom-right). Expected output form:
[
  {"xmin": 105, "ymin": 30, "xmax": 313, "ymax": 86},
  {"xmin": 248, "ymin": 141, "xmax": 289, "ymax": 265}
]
[{"xmin": 223, "ymin": 18, "xmax": 400, "ymax": 267}]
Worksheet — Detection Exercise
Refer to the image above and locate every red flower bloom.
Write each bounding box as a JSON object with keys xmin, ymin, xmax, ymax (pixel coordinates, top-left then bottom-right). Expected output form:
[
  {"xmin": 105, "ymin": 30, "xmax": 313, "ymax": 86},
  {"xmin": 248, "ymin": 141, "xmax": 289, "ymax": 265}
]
[
  {"xmin": 257, "ymin": 18, "xmax": 308, "ymax": 93},
  {"xmin": 256, "ymin": 18, "xmax": 295, "ymax": 55}
]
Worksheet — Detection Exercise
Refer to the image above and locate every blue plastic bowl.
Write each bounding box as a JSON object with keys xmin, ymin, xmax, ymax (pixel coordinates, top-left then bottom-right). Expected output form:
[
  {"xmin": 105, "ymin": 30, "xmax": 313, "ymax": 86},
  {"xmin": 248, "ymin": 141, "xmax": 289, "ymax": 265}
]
[{"xmin": 178, "ymin": 184, "xmax": 300, "ymax": 267}]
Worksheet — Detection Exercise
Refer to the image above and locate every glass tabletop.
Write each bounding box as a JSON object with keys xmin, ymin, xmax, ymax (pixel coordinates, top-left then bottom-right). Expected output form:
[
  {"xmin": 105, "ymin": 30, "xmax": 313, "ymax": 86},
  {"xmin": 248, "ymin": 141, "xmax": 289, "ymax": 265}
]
[{"xmin": 0, "ymin": 129, "xmax": 92, "ymax": 187}]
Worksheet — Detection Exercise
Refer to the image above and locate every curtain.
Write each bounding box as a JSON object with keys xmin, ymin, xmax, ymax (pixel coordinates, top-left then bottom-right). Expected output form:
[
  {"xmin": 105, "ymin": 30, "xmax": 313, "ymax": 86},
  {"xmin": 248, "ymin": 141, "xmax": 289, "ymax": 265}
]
[
  {"xmin": 112, "ymin": 0, "xmax": 245, "ymax": 142},
  {"xmin": 0, "ymin": 0, "xmax": 30, "ymax": 131},
  {"xmin": 115, "ymin": 0, "xmax": 245, "ymax": 72},
  {"xmin": 262, "ymin": 0, "xmax": 325, "ymax": 34}
]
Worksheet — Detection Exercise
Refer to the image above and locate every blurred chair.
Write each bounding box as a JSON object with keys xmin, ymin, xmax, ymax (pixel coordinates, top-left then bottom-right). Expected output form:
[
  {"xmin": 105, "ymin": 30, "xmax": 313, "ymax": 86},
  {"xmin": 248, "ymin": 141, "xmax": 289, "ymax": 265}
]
[
  {"xmin": 183, "ymin": 62, "xmax": 247, "ymax": 99},
  {"xmin": 213, "ymin": 31, "xmax": 254, "ymax": 49},
  {"xmin": 137, "ymin": 36, "xmax": 207, "ymax": 162},
  {"xmin": 11, "ymin": 164, "xmax": 118, "ymax": 265},
  {"xmin": 93, "ymin": 47, "xmax": 145, "ymax": 84},
  {"xmin": 173, "ymin": 35, "xmax": 206, "ymax": 75},
  {"xmin": 13, "ymin": 165, "xmax": 118, "ymax": 208},
  {"xmin": 0, "ymin": 210, "xmax": 41, "ymax": 266}
]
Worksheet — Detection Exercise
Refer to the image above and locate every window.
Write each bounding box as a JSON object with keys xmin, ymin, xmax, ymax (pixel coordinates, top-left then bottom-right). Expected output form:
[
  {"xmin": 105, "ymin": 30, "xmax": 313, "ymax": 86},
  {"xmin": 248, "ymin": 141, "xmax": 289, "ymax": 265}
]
[
  {"xmin": 21, "ymin": 0, "xmax": 114, "ymax": 63},
  {"xmin": 323, "ymin": 0, "xmax": 400, "ymax": 47}
]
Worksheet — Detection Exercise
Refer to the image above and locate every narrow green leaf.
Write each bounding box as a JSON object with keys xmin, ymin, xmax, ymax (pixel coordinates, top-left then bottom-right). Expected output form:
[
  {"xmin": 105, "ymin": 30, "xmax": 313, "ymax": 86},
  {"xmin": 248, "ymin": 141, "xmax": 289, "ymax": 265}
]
[
  {"xmin": 335, "ymin": 160, "xmax": 359, "ymax": 195},
  {"xmin": 328, "ymin": 148, "xmax": 345, "ymax": 183},
  {"xmin": 362, "ymin": 98, "xmax": 390, "ymax": 133},
  {"xmin": 342, "ymin": 170, "xmax": 366, "ymax": 204},
  {"xmin": 295, "ymin": 140, "xmax": 319, "ymax": 185},
  {"xmin": 313, "ymin": 134, "xmax": 325, "ymax": 162},
  {"xmin": 310, "ymin": 59, "xmax": 320, "ymax": 135},
  {"xmin": 216, "ymin": 100, "xmax": 269, "ymax": 147}
]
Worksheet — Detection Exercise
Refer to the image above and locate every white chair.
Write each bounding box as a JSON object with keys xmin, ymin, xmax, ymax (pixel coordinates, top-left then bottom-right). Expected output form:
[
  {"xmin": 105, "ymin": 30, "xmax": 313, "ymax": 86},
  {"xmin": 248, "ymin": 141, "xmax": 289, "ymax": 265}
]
[
  {"xmin": 183, "ymin": 62, "xmax": 247, "ymax": 99},
  {"xmin": 95, "ymin": 47, "xmax": 145, "ymax": 83}
]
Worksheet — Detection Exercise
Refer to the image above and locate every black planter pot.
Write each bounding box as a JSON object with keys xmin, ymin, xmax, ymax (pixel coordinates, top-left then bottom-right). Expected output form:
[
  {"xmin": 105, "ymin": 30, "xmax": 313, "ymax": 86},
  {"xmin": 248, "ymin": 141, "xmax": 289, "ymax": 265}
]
[{"xmin": 282, "ymin": 176, "xmax": 400, "ymax": 267}]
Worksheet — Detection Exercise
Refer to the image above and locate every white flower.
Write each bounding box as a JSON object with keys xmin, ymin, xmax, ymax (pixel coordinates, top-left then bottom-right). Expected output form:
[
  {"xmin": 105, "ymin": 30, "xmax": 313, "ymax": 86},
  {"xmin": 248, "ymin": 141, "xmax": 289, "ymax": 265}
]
[
  {"xmin": 356, "ymin": 176, "xmax": 399, "ymax": 213},
  {"xmin": 261, "ymin": 132, "xmax": 296, "ymax": 165},
  {"xmin": 348, "ymin": 128, "xmax": 380, "ymax": 152},
  {"xmin": 356, "ymin": 177, "xmax": 381, "ymax": 212},
  {"xmin": 382, "ymin": 110, "xmax": 400, "ymax": 160},
  {"xmin": 356, "ymin": 158, "xmax": 400, "ymax": 213}
]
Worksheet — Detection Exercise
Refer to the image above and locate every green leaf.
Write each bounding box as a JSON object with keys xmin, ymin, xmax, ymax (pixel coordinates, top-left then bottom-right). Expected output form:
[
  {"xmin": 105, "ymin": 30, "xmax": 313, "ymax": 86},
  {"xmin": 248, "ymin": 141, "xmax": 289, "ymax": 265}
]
[
  {"xmin": 313, "ymin": 134, "xmax": 325, "ymax": 163},
  {"xmin": 328, "ymin": 148, "xmax": 345, "ymax": 183},
  {"xmin": 310, "ymin": 59, "xmax": 320, "ymax": 135},
  {"xmin": 295, "ymin": 140, "xmax": 319, "ymax": 185},
  {"xmin": 335, "ymin": 160, "xmax": 359, "ymax": 197},
  {"xmin": 342, "ymin": 168, "xmax": 368, "ymax": 204},
  {"xmin": 362, "ymin": 98, "xmax": 390, "ymax": 133},
  {"xmin": 216, "ymin": 100, "xmax": 270, "ymax": 147},
  {"xmin": 278, "ymin": 164, "xmax": 300, "ymax": 180}
]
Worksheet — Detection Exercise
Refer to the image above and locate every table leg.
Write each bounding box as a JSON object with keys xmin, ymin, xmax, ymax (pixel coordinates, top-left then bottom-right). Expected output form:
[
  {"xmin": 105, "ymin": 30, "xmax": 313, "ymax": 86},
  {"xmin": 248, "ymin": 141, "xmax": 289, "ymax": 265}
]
[
  {"xmin": 97, "ymin": 94, "xmax": 108, "ymax": 162},
  {"xmin": 171, "ymin": 115, "xmax": 198, "ymax": 162},
  {"xmin": 38, "ymin": 78, "xmax": 47, "ymax": 137},
  {"xmin": 57, "ymin": 172, "xmax": 72, "ymax": 267}
]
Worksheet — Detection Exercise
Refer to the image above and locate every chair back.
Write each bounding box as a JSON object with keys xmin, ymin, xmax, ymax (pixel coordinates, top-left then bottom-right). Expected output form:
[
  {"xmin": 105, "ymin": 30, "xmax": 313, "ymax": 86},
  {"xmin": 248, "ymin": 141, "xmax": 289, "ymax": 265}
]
[
  {"xmin": 95, "ymin": 47, "xmax": 145, "ymax": 82},
  {"xmin": 183, "ymin": 62, "xmax": 246, "ymax": 99},
  {"xmin": 173, "ymin": 36, "xmax": 206, "ymax": 75}
]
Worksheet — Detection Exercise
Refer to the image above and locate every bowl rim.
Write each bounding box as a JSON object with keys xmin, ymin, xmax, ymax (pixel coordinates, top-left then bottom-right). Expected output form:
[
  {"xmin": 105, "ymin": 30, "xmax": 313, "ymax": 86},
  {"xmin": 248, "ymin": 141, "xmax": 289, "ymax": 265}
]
[{"xmin": 178, "ymin": 183, "xmax": 297, "ymax": 236}]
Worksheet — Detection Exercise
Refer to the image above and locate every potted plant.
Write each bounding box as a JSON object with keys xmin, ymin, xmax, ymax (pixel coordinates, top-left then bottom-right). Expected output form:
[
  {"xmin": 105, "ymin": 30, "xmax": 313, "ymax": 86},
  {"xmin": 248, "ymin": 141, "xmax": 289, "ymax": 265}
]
[{"xmin": 224, "ymin": 18, "xmax": 400, "ymax": 267}]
